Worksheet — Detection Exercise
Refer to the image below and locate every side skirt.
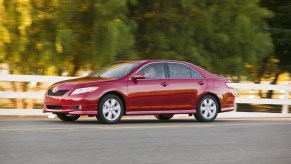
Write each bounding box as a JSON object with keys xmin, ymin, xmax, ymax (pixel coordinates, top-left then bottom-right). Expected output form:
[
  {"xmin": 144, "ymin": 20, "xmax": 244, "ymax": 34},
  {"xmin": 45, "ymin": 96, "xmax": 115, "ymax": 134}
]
[{"xmin": 126, "ymin": 109, "xmax": 196, "ymax": 115}]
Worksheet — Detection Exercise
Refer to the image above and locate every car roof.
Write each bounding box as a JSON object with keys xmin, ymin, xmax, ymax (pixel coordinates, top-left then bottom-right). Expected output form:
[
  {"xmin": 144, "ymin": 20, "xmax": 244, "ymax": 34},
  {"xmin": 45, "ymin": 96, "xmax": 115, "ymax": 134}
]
[{"xmin": 120, "ymin": 59, "xmax": 190, "ymax": 64}]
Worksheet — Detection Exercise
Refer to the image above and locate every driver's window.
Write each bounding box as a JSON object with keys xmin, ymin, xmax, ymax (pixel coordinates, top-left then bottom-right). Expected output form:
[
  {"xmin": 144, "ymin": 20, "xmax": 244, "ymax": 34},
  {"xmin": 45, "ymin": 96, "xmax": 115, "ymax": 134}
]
[{"xmin": 137, "ymin": 63, "xmax": 166, "ymax": 79}]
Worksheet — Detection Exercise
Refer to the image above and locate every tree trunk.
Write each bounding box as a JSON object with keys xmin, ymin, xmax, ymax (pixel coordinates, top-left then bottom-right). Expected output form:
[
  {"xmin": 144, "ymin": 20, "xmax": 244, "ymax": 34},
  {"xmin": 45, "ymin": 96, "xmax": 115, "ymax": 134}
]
[
  {"xmin": 16, "ymin": 82, "xmax": 28, "ymax": 109},
  {"xmin": 266, "ymin": 72, "xmax": 281, "ymax": 98},
  {"xmin": 255, "ymin": 79, "xmax": 264, "ymax": 98},
  {"xmin": 69, "ymin": 57, "xmax": 80, "ymax": 76},
  {"xmin": 255, "ymin": 57, "xmax": 268, "ymax": 98},
  {"xmin": 10, "ymin": 81, "xmax": 17, "ymax": 108},
  {"xmin": 57, "ymin": 68, "xmax": 63, "ymax": 76},
  {"xmin": 26, "ymin": 82, "xmax": 41, "ymax": 109}
]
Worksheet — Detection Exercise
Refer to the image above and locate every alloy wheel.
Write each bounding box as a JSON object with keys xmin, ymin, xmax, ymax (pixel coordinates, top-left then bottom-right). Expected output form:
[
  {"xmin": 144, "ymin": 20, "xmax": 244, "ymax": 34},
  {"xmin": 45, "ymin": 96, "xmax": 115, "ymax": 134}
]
[
  {"xmin": 200, "ymin": 98, "xmax": 217, "ymax": 119},
  {"xmin": 102, "ymin": 98, "xmax": 122, "ymax": 121}
]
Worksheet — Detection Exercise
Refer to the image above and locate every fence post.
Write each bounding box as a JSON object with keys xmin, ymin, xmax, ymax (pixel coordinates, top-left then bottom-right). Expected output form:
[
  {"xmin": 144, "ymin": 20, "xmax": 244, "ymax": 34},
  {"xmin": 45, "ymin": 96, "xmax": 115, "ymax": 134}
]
[
  {"xmin": 234, "ymin": 89, "xmax": 238, "ymax": 112},
  {"xmin": 282, "ymin": 85, "xmax": 289, "ymax": 114}
]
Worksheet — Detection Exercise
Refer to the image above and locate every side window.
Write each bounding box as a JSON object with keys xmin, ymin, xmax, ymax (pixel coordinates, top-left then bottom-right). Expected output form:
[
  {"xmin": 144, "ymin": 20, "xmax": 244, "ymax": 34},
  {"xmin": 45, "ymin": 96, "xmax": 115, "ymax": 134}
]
[
  {"xmin": 137, "ymin": 63, "xmax": 166, "ymax": 79},
  {"xmin": 191, "ymin": 68, "xmax": 204, "ymax": 78},
  {"xmin": 168, "ymin": 63, "xmax": 191, "ymax": 78}
]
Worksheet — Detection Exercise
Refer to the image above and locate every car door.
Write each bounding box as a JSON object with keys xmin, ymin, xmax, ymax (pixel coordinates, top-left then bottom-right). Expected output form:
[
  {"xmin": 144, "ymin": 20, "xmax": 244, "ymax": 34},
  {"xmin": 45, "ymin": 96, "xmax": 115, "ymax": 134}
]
[
  {"xmin": 167, "ymin": 62, "xmax": 207, "ymax": 110},
  {"xmin": 127, "ymin": 62, "xmax": 170, "ymax": 112}
]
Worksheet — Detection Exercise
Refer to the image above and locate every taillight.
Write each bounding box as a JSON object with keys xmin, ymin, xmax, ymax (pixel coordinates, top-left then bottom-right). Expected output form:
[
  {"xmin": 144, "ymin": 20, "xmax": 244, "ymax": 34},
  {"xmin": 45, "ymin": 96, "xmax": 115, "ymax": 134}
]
[{"xmin": 225, "ymin": 82, "xmax": 233, "ymax": 88}]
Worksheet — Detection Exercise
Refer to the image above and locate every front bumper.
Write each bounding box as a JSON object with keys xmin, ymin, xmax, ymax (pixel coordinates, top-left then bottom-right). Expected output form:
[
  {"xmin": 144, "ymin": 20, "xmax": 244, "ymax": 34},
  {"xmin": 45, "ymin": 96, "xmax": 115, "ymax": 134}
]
[
  {"xmin": 43, "ymin": 104, "xmax": 98, "ymax": 115},
  {"xmin": 43, "ymin": 92, "xmax": 99, "ymax": 115}
]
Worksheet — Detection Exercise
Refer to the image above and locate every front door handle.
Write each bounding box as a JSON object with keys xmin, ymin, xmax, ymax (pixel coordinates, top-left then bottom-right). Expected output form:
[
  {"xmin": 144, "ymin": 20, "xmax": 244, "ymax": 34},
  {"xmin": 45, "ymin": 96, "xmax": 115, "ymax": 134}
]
[{"xmin": 161, "ymin": 82, "xmax": 169, "ymax": 87}]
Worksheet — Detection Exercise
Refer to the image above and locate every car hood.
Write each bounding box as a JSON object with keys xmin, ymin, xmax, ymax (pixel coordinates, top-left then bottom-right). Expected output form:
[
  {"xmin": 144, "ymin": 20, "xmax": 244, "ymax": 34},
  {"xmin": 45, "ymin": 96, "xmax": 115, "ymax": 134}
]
[{"xmin": 49, "ymin": 77, "xmax": 115, "ymax": 89}]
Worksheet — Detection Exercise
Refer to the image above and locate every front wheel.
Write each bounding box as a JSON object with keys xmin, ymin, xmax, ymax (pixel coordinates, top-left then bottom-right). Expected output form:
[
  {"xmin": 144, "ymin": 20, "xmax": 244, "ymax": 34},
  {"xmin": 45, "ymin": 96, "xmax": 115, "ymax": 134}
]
[
  {"xmin": 97, "ymin": 94, "xmax": 124, "ymax": 124},
  {"xmin": 56, "ymin": 114, "xmax": 80, "ymax": 121},
  {"xmin": 154, "ymin": 114, "xmax": 174, "ymax": 120},
  {"xmin": 194, "ymin": 95, "xmax": 219, "ymax": 122}
]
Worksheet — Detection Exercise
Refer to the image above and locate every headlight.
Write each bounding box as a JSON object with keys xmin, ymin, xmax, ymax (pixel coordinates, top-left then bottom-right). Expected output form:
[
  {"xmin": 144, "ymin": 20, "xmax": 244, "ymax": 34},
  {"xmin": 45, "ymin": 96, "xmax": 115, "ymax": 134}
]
[{"xmin": 71, "ymin": 86, "xmax": 98, "ymax": 95}]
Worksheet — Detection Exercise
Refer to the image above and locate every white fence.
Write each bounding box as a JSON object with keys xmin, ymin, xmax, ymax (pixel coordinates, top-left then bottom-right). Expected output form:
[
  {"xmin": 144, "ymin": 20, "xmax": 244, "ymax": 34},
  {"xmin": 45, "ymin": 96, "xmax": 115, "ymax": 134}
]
[
  {"xmin": 0, "ymin": 74, "xmax": 290, "ymax": 116},
  {"xmin": 231, "ymin": 83, "xmax": 291, "ymax": 113}
]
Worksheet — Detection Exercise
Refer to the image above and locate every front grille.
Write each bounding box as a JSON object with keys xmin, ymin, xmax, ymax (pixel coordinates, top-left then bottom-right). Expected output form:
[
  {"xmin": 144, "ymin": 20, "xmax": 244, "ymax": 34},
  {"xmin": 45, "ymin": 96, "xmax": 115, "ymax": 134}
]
[
  {"xmin": 46, "ymin": 105, "xmax": 62, "ymax": 110},
  {"xmin": 48, "ymin": 89, "xmax": 69, "ymax": 96}
]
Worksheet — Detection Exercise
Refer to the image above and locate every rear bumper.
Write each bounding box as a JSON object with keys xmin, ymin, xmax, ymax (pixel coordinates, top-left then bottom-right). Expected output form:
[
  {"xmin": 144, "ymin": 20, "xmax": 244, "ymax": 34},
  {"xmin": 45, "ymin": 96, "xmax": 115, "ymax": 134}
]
[{"xmin": 220, "ymin": 107, "xmax": 234, "ymax": 113}]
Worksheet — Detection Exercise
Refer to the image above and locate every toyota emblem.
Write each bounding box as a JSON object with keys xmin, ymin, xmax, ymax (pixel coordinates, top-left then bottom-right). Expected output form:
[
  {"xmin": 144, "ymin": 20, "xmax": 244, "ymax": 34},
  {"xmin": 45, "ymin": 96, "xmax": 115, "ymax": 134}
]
[{"xmin": 52, "ymin": 87, "xmax": 58, "ymax": 93}]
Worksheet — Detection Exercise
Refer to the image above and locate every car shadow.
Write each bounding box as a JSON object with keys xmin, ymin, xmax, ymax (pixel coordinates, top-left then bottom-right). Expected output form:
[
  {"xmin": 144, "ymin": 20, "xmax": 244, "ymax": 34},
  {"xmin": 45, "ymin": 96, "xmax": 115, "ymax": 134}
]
[{"xmin": 44, "ymin": 118, "xmax": 237, "ymax": 125}]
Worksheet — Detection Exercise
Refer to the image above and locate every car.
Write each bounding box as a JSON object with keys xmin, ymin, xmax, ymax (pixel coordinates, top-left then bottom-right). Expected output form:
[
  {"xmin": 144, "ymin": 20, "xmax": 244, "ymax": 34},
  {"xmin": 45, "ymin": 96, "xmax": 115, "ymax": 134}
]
[{"xmin": 43, "ymin": 60, "xmax": 235, "ymax": 124}]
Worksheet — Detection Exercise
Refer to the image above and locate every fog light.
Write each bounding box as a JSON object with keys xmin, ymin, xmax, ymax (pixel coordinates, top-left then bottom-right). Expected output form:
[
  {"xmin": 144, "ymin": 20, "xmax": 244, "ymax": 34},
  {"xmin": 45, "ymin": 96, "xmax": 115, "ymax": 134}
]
[{"xmin": 70, "ymin": 105, "xmax": 81, "ymax": 110}]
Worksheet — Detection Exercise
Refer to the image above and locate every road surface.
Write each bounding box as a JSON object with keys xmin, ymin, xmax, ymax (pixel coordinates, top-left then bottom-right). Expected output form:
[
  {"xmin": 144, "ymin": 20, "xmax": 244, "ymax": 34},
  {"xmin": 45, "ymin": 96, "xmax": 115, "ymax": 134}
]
[{"xmin": 1, "ymin": 116, "xmax": 291, "ymax": 164}]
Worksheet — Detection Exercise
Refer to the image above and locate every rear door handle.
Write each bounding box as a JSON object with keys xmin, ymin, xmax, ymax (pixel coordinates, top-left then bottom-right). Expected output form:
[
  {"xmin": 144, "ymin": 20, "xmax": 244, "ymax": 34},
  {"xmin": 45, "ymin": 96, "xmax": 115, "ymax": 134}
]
[
  {"xmin": 197, "ymin": 81, "xmax": 205, "ymax": 85},
  {"xmin": 161, "ymin": 82, "xmax": 169, "ymax": 87}
]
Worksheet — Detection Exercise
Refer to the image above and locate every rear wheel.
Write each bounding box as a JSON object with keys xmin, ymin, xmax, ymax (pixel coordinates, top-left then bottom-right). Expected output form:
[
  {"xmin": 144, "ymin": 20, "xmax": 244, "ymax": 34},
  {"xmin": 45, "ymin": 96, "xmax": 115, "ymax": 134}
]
[
  {"xmin": 97, "ymin": 94, "xmax": 124, "ymax": 124},
  {"xmin": 56, "ymin": 114, "xmax": 80, "ymax": 121},
  {"xmin": 154, "ymin": 114, "xmax": 174, "ymax": 120},
  {"xmin": 194, "ymin": 95, "xmax": 219, "ymax": 122}
]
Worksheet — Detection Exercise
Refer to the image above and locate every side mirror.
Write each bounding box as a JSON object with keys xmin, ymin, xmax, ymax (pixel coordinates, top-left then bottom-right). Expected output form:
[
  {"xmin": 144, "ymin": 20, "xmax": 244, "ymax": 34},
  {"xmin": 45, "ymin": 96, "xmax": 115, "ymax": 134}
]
[{"xmin": 132, "ymin": 73, "xmax": 145, "ymax": 80}]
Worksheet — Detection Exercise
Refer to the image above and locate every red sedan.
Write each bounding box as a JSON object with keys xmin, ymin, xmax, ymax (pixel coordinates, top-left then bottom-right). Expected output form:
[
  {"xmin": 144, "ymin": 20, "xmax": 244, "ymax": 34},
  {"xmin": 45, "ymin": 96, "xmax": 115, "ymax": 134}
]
[{"xmin": 43, "ymin": 60, "xmax": 235, "ymax": 124}]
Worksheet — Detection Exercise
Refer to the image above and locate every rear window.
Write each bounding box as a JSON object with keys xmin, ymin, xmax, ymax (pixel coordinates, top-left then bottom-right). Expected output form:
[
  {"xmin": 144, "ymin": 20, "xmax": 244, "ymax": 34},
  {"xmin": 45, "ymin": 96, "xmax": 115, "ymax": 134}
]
[{"xmin": 168, "ymin": 63, "xmax": 192, "ymax": 78}]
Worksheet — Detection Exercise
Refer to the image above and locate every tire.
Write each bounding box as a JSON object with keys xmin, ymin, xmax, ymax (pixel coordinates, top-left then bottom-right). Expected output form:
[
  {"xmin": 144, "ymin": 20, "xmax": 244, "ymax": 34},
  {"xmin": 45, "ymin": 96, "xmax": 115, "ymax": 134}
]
[
  {"xmin": 56, "ymin": 114, "xmax": 80, "ymax": 121},
  {"xmin": 194, "ymin": 95, "xmax": 219, "ymax": 122},
  {"xmin": 97, "ymin": 94, "xmax": 124, "ymax": 124},
  {"xmin": 154, "ymin": 114, "xmax": 174, "ymax": 120}
]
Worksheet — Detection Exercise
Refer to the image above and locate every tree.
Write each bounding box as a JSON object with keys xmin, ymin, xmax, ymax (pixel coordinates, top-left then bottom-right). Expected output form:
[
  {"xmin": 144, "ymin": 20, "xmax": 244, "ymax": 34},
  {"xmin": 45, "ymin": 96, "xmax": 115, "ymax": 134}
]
[
  {"xmin": 129, "ymin": 0, "xmax": 273, "ymax": 79},
  {"xmin": 51, "ymin": 0, "xmax": 137, "ymax": 75},
  {"xmin": 260, "ymin": 0, "xmax": 291, "ymax": 75},
  {"xmin": 129, "ymin": 1, "xmax": 211, "ymax": 66},
  {"xmin": 0, "ymin": 0, "xmax": 136, "ymax": 108},
  {"xmin": 260, "ymin": 0, "xmax": 291, "ymax": 98}
]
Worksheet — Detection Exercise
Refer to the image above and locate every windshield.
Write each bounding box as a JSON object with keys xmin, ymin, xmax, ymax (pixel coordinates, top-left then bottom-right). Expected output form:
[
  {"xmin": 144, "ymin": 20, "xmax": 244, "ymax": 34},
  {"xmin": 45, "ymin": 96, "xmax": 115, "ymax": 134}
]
[{"xmin": 88, "ymin": 62, "xmax": 140, "ymax": 78}]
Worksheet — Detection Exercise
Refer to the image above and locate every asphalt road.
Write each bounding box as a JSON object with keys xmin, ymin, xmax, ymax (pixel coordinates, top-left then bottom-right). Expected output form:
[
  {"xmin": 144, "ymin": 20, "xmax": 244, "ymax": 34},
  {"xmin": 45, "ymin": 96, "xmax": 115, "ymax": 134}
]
[{"xmin": 1, "ymin": 116, "xmax": 291, "ymax": 164}]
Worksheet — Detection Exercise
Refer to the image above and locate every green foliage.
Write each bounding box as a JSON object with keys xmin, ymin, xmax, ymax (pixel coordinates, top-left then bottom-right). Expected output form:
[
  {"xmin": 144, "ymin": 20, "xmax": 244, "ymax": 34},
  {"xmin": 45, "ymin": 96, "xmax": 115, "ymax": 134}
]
[
  {"xmin": 261, "ymin": 0, "xmax": 291, "ymax": 72},
  {"xmin": 130, "ymin": 0, "xmax": 273, "ymax": 77},
  {"xmin": 1, "ymin": 0, "xmax": 136, "ymax": 76},
  {"xmin": 0, "ymin": 0, "xmax": 276, "ymax": 79}
]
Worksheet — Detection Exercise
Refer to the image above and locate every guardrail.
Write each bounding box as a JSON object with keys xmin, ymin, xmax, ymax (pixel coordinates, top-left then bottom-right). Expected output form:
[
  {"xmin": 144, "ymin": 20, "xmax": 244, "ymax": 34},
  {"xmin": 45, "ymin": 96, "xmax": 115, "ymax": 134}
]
[{"xmin": 0, "ymin": 74, "xmax": 290, "ymax": 116}]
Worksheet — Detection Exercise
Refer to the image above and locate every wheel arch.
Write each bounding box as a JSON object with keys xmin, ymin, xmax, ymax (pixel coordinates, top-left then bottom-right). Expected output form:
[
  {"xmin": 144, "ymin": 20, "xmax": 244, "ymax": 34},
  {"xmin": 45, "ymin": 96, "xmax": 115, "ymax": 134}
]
[
  {"xmin": 99, "ymin": 91, "xmax": 127, "ymax": 115},
  {"xmin": 198, "ymin": 92, "xmax": 221, "ymax": 113}
]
